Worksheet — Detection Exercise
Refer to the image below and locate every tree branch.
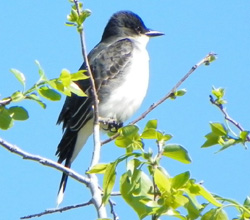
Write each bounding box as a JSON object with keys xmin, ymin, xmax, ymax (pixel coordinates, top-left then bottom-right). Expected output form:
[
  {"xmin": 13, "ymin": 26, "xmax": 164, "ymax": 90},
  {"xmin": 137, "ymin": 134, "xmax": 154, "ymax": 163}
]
[
  {"xmin": 0, "ymin": 137, "xmax": 90, "ymax": 186},
  {"xmin": 20, "ymin": 200, "xmax": 93, "ymax": 219},
  {"xmin": 209, "ymin": 95, "xmax": 250, "ymax": 141},
  {"xmin": 101, "ymin": 52, "xmax": 216, "ymax": 145},
  {"xmin": 73, "ymin": 0, "xmax": 106, "ymax": 218}
]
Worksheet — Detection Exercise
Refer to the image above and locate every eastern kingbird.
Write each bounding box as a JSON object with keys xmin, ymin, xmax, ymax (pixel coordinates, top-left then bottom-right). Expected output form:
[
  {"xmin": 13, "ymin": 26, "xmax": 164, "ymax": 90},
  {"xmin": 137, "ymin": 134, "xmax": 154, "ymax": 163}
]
[{"xmin": 56, "ymin": 10, "xmax": 163, "ymax": 205}]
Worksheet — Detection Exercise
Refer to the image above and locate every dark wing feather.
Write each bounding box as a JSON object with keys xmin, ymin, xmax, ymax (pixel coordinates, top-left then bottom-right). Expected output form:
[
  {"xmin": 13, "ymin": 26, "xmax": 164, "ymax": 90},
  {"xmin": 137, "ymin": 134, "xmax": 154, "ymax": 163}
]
[{"xmin": 56, "ymin": 38, "xmax": 133, "ymax": 163}]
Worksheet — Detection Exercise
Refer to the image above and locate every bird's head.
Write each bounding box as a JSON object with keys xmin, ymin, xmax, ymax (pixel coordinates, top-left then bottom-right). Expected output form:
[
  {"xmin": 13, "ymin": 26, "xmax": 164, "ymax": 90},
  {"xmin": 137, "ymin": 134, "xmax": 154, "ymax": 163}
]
[{"xmin": 101, "ymin": 11, "xmax": 164, "ymax": 41}]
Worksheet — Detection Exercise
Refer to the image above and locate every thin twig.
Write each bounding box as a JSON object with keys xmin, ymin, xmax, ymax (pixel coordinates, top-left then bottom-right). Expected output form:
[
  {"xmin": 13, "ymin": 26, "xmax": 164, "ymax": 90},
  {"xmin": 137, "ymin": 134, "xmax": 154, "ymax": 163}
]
[
  {"xmin": 73, "ymin": 0, "xmax": 106, "ymax": 218},
  {"xmin": 0, "ymin": 97, "xmax": 12, "ymax": 106},
  {"xmin": 109, "ymin": 199, "xmax": 119, "ymax": 220},
  {"xmin": 21, "ymin": 200, "xmax": 92, "ymax": 219},
  {"xmin": 0, "ymin": 137, "xmax": 90, "ymax": 185},
  {"xmin": 102, "ymin": 53, "xmax": 216, "ymax": 145},
  {"xmin": 209, "ymin": 95, "xmax": 250, "ymax": 141}
]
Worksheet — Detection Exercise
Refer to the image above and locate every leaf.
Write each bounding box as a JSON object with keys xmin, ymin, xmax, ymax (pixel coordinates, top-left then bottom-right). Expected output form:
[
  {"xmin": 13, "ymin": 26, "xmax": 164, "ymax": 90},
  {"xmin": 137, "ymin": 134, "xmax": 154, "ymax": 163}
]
[
  {"xmin": 87, "ymin": 163, "xmax": 108, "ymax": 174},
  {"xmin": 70, "ymin": 70, "xmax": 88, "ymax": 81},
  {"xmin": 102, "ymin": 162, "xmax": 117, "ymax": 205},
  {"xmin": 35, "ymin": 60, "xmax": 46, "ymax": 81},
  {"xmin": 201, "ymin": 132, "xmax": 220, "ymax": 148},
  {"xmin": 240, "ymin": 130, "xmax": 249, "ymax": 142},
  {"xmin": 68, "ymin": 82, "xmax": 87, "ymax": 97},
  {"xmin": 26, "ymin": 93, "xmax": 46, "ymax": 108},
  {"xmin": 37, "ymin": 86, "xmax": 61, "ymax": 101},
  {"xmin": 11, "ymin": 91, "xmax": 25, "ymax": 102},
  {"xmin": 10, "ymin": 69, "xmax": 26, "ymax": 87},
  {"xmin": 59, "ymin": 69, "xmax": 71, "ymax": 87},
  {"xmin": 120, "ymin": 169, "xmax": 158, "ymax": 219},
  {"xmin": 49, "ymin": 80, "xmax": 71, "ymax": 97},
  {"xmin": 144, "ymin": 119, "xmax": 158, "ymax": 130},
  {"xmin": 163, "ymin": 144, "xmax": 192, "ymax": 164},
  {"xmin": 8, "ymin": 106, "xmax": 29, "ymax": 121},
  {"xmin": 78, "ymin": 9, "xmax": 91, "ymax": 24},
  {"xmin": 201, "ymin": 208, "xmax": 228, "ymax": 220},
  {"xmin": 189, "ymin": 183, "xmax": 222, "ymax": 207},
  {"xmin": 119, "ymin": 125, "xmax": 139, "ymax": 137},
  {"xmin": 0, "ymin": 107, "xmax": 14, "ymax": 130},
  {"xmin": 171, "ymin": 171, "xmax": 190, "ymax": 189},
  {"xmin": 176, "ymin": 89, "xmax": 187, "ymax": 97},
  {"xmin": 154, "ymin": 167, "xmax": 171, "ymax": 193},
  {"xmin": 141, "ymin": 128, "xmax": 158, "ymax": 139},
  {"xmin": 212, "ymin": 87, "xmax": 225, "ymax": 99},
  {"xmin": 210, "ymin": 122, "xmax": 227, "ymax": 136},
  {"xmin": 185, "ymin": 196, "xmax": 204, "ymax": 220}
]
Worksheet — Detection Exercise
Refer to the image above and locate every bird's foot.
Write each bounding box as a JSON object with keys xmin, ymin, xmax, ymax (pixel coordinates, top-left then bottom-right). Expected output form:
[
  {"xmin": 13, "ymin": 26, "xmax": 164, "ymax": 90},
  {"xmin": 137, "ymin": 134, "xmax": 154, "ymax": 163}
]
[{"xmin": 99, "ymin": 117, "xmax": 123, "ymax": 132}]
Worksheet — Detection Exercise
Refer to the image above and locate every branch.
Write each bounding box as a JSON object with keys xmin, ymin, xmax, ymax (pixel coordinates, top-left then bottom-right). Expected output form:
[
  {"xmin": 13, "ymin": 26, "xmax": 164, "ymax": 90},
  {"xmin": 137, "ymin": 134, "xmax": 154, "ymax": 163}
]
[
  {"xmin": 209, "ymin": 95, "xmax": 250, "ymax": 141},
  {"xmin": 21, "ymin": 200, "xmax": 92, "ymax": 219},
  {"xmin": 0, "ymin": 137, "xmax": 90, "ymax": 186},
  {"xmin": 109, "ymin": 199, "xmax": 119, "ymax": 220},
  {"xmin": 102, "ymin": 52, "xmax": 216, "ymax": 145},
  {"xmin": 0, "ymin": 97, "xmax": 12, "ymax": 106},
  {"xmin": 73, "ymin": 1, "xmax": 106, "ymax": 218}
]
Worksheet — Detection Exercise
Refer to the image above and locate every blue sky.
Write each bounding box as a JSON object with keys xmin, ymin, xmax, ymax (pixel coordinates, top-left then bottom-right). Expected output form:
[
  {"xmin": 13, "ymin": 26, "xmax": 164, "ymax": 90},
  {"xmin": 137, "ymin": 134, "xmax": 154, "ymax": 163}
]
[{"xmin": 1, "ymin": 0, "xmax": 250, "ymax": 219}]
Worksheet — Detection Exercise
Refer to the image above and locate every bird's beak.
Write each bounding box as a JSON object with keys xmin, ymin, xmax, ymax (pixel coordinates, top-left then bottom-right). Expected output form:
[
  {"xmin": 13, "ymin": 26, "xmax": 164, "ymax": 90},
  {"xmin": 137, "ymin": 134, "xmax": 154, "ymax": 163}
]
[{"xmin": 145, "ymin": 30, "xmax": 164, "ymax": 37}]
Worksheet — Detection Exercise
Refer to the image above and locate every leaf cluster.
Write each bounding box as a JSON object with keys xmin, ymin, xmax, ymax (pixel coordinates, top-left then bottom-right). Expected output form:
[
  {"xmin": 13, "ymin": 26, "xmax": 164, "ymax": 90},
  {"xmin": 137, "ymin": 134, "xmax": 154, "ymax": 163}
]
[
  {"xmin": 0, "ymin": 61, "xmax": 88, "ymax": 130},
  {"xmin": 202, "ymin": 87, "xmax": 249, "ymax": 151},
  {"xmin": 88, "ymin": 120, "xmax": 249, "ymax": 219}
]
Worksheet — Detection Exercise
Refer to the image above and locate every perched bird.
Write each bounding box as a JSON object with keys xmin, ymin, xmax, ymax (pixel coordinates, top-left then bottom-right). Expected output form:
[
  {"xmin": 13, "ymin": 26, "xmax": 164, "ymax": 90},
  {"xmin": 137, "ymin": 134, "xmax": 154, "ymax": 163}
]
[{"xmin": 56, "ymin": 10, "xmax": 163, "ymax": 205}]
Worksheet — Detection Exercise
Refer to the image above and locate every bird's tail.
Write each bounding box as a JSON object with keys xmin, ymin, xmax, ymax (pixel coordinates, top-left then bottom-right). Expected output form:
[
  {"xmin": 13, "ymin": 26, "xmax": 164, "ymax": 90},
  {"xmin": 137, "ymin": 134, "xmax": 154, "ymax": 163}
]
[{"xmin": 57, "ymin": 166, "xmax": 70, "ymax": 207}]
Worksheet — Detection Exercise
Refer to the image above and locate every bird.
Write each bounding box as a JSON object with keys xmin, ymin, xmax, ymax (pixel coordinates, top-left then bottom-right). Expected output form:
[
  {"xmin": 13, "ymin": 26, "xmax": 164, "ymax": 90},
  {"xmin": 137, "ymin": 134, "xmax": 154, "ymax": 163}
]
[{"xmin": 56, "ymin": 10, "xmax": 163, "ymax": 205}]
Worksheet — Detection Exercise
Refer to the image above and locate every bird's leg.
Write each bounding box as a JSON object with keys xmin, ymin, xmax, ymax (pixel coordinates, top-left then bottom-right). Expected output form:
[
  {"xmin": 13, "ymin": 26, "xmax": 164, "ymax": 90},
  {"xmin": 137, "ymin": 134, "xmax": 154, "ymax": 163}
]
[{"xmin": 99, "ymin": 117, "xmax": 123, "ymax": 132}]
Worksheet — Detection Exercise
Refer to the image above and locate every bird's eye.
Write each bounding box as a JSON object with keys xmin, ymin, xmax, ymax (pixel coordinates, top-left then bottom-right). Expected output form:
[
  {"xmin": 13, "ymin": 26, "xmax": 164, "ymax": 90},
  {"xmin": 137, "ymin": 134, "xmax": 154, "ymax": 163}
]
[{"xmin": 135, "ymin": 26, "xmax": 142, "ymax": 34}]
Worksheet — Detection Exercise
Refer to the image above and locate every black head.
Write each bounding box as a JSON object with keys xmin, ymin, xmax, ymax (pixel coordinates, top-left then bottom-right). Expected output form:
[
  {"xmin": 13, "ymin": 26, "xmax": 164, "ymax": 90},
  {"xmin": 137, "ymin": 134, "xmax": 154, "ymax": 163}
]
[{"xmin": 101, "ymin": 11, "xmax": 163, "ymax": 41}]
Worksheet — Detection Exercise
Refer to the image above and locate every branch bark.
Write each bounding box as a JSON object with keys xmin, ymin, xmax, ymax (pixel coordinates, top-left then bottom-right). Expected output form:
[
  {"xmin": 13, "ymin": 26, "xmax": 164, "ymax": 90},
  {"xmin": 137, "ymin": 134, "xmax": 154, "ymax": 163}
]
[
  {"xmin": 73, "ymin": 0, "xmax": 106, "ymax": 218},
  {"xmin": 0, "ymin": 137, "xmax": 90, "ymax": 185}
]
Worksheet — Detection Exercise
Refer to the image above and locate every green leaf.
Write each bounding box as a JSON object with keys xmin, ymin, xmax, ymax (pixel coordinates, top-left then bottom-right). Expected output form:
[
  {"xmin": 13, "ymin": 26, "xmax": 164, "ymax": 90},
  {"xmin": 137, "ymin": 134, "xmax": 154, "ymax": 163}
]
[
  {"xmin": 37, "ymin": 86, "xmax": 61, "ymax": 101},
  {"xmin": 26, "ymin": 93, "xmax": 46, "ymax": 108},
  {"xmin": 210, "ymin": 122, "xmax": 227, "ymax": 136},
  {"xmin": 189, "ymin": 183, "xmax": 222, "ymax": 207},
  {"xmin": 185, "ymin": 196, "xmax": 203, "ymax": 220},
  {"xmin": 69, "ymin": 9, "xmax": 79, "ymax": 22},
  {"xmin": 163, "ymin": 144, "xmax": 192, "ymax": 164},
  {"xmin": 8, "ymin": 106, "xmax": 29, "ymax": 121},
  {"xmin": 212, "ymin": 87, "xmax": 225, "ymax": 99},
  {"xmin": 70, "ymin": 70, "xmax": 88, "ymax": 81},
  {"xmin": 176, "ymin": 89, "xmax": 187, "ymax": 97},
  {"xmin": 216, "ymin": 139, "xmax": 236, "ymax": 153},
  {"xmin": 120, "ymin": 169, "xmax": 158, "ymax": 219},
  {"xmin": 201, "ymin": 208, "xmax": 228, "ymax": 220},
  {"xmin": 154, "ymin": 167, "xmax": 171, "ymax": 193},
  {"xmin": 11, "ymin": 91, "xmax": 25, "ymax": 102},
  {"xmin": 59, "ymin": 69, "xmax": 71, "ymax": 87},
  {"xmin": 144, "ymin": 119, "xmax": 157, "ymax": 130},
  {"xmin": 102, "ymin": 162, "xmax": 117, "ymax": 204},
  {"xmin": 141, "ymin": 128, "xmax": 158, "ymax": 139},
  {"xmin": 119, "ymin": 125, "xmax": 139, "ymax": 137},
  {"xmin": 78, "ymin": 9, "xmax": 91, "ymax": 24},
  {"xmin": 68, "ymin": 82, "xmax": 87, "ymax": 97},
  {"xmin": 48, "ymin": 80, "xmax": 71, "ymax": 97},
  {"xmin": 240, "ymin": 130, "xmax": 249, "ymax": 142},
  {"xmin": 10, "ymin": 69, "xmax": 26, "ymax": 87},
  {"xmin": 201, "ymin": 132, "xmax": 220, "ymax": 148},
  {"xmin": 171, "ymin": 171, "xmax": 190, "ymax": 189},
  {"xmin": 35, "ymin": 60, "xmax": 46, "ymax": 81},
  {"xmin": 87, "ymin": 163, "xmax": 108, "ymax": 174},
  {"xmin": 0, "ymin": 107, "xmax": 14, "ymax": 130}
]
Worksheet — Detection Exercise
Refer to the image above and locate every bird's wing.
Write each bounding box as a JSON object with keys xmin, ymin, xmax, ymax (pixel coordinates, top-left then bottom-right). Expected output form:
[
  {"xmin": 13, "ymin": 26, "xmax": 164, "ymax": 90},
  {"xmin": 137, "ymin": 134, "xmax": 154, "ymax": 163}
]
[{"xmin": 56, "ymin": 38, "xmax": 134, "ymax": 164}]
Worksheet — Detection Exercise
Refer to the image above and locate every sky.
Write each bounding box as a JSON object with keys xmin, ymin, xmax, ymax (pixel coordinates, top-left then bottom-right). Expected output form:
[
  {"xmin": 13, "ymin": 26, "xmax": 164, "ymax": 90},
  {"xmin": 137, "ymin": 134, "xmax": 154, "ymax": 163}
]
[{"xmin": 1, "ymin": 0, "xmax": 250, "ymax": 219}]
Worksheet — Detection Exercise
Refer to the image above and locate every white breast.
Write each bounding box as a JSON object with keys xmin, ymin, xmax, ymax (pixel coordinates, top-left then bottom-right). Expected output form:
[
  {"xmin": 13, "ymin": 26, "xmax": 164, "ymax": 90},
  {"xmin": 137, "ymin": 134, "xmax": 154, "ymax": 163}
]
[{"xmin": 99, "ymin": 35, "xmax": 150, "ymax": 122}]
